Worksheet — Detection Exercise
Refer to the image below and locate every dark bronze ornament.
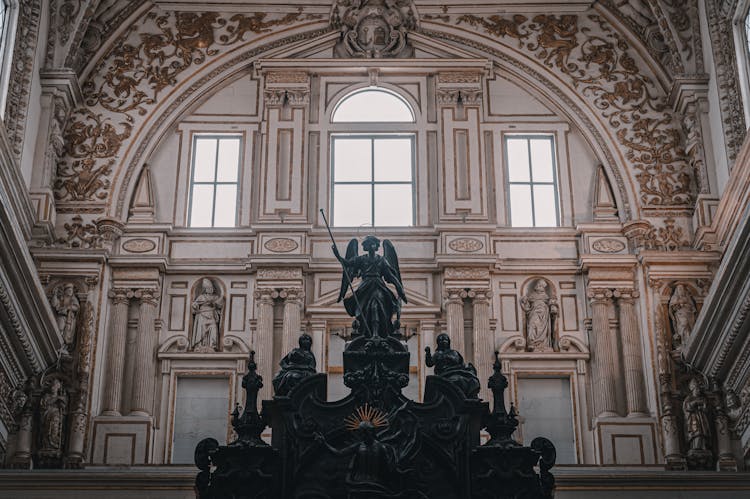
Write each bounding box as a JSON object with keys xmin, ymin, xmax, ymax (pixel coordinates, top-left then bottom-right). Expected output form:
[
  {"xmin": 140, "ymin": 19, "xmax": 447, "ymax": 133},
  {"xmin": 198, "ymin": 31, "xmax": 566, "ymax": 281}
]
[{"xmin": 196, "ymin": 238, "xmax": 555, "ymax": 498}]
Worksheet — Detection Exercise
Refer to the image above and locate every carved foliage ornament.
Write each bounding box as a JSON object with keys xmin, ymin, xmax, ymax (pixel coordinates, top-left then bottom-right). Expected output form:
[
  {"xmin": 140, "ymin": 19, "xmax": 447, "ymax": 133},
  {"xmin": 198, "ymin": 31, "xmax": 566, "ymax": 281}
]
[
  {"xmin": 453, "ymin": 13, "xmax": 693, "ymax": 207},
  {"xmin": 591, "ymin": 238, "xmax": 626, "ymax": 253},
  {"xmin": 332, "ymin": 0, "xmax": 417, "ymax": 58},
  {"xmin": 448, "ymin": 237, "xmax": 484, "ymax": 253},
  {"xmin": 56, "ymin": 7, "xmax": 323, "ymax": 204}
]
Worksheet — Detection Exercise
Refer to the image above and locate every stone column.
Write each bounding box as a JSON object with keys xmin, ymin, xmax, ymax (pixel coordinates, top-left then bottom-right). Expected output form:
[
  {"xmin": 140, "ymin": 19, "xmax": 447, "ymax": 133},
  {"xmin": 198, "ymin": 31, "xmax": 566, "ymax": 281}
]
[
  {"xmin": 616, "ymin": 289, "xmax": 649, "ymax": 416},
  {"xmin": 444, "ymin": 289, "xmax": 465, "ymax": 351},
  {"xmin": 254, "ymin": 288, "xmax": 276, "ymax": 400},
  {"xmin": 714, "ymin": 402, "xmax": 738, "ymax": 471},
  {"xmin": 65, "ymin": 395, "xmax": 87, "ymax": 468},
  {"xmin": 472, "ymin": 289, "xmax": 493, "ymax": 400},
  {"xmin": 129, "ymin": 289, "xmax": 159, "ymax": 416},
  {"xmin": 308, "ymin": 320, "xmax": 327, "ymax": 371},
  {"xmin": 281, "ymin": 288, "xmax": 303, "ymax": 354},
  {"xmin": 101, "ymin": 288, "xmax": 131, "ymax": 416},
  {"xmin": 588, "ymin": 288, "xmax": 619, "ymax": 417},
  {"xmin": 9, "ymin": 405, "xmax": 33, "ymax": 468}
]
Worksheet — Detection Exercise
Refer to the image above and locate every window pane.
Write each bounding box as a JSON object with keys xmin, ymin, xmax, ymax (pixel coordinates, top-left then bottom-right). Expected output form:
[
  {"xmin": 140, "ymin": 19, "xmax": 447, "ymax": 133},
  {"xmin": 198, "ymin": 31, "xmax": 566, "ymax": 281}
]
[
  {"xmin": 213, "ymin": 185, "xmax": 237, "ymax": 227},
  {"xmin": 533, "ymin": 185, "xmax": 558, "ymax": 227},
  {"xmin": 332, "ymin": 89, "xmax": 414, "ymax": 122},
  {"xmin": 190, "ymin": 184, "xmax": 214, "ymax": 227},
  {"xmin": 374, "ymin": 184, "xmax": 412, "ymax": 226},
  {"xmin": 216, "ymin": 139, "xmax": 240, "ymax": 182},
  {"xmin": 193, "ymin": 138, "xmax": 217, "ymax": 182},
  {"xmin": 509, "ymin": 184, "xmax": 533, "ymax": 227},
  {"xmin": 530, "ymin": 138, "xmax": 554, "ymax": 182},
  {"xmin": 334, "ymin": 139, "xmax": 372, "ymax": 182},
  {"xmin": 506, "ymin": 138, "xmax": 530, "ymax": 182},
  {"xmin": 334, "ymin": 185, "xmax": 372, "ymax": 226},
  {"xmin": 374, "ymin": 138, "xmax": 412, "ymax": 182}
]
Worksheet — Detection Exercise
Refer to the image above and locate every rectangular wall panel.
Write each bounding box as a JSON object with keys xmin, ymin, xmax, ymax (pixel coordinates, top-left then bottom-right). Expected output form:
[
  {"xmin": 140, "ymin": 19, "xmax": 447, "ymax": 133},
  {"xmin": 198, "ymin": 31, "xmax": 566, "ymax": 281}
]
[
  {"xmin": 500, "ymin": 294, "xmax": 518, "ymax": 331},
  {"xmin": 561, "ymin": 295, "xmax": 579, "ymax": 331},
  {"xmin": 517, "ymin": 377, "xmax": 575, "ymax": 464},
  {"xmin": 168, "ymin": 295, "xmax": 186, "ymax": 331},
  {"xmin": 229, "ymin": 295, "xmax": 246, "ymax": 332},
  {"xmin": 172, "ymin": 378, "xmax": 230, "ymax": 464}
]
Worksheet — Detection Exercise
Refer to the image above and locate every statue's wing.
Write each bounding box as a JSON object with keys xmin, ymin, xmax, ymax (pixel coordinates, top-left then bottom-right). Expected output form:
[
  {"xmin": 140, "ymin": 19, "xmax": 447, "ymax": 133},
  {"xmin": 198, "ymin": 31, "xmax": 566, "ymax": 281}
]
[
  {"xmin": 383, "ymin": 239, "xmax": 406, "ymax": 302},
  {"xmin": 336, "ymin": 238, "xmax": 359, "ymax": 303},
  {"xmin": 383, "ymin": 239, "xmax": 402, "ymax": 284}
]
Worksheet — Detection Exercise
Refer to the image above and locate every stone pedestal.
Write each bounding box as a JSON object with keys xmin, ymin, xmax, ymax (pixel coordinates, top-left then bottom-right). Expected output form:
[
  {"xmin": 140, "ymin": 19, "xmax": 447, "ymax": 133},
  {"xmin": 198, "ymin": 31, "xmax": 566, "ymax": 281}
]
[
  {"xmin": 91, "ymin": 416, "xmax": 152, "ymax": 465},
  {"xmin": 593, "ymin": 417, "xmax": 658, "ymax": 465}
]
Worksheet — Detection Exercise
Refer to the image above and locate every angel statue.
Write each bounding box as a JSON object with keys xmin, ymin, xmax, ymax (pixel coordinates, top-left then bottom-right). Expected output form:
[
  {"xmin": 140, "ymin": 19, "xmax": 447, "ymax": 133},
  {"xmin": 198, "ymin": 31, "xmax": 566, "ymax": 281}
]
[{"xmin": 332, "ymin": 235, "xmax": 407, "ymax": 339}]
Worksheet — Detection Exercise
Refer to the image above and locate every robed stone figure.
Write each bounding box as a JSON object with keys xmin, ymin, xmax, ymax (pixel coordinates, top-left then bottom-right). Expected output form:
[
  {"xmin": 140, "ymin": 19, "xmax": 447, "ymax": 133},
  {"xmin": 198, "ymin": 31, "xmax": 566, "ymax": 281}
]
[{"xmin": 333, "ymin": 236, "xmax": 407, "ymax": 338}]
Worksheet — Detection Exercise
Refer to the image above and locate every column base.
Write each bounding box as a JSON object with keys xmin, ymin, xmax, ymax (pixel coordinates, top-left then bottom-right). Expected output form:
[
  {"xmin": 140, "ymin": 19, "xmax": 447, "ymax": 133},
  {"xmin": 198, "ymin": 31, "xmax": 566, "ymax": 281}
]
[
  {"xmin": 593, "ymin": 416, "xmax": 658, "ymax": 465},
  {"xmin": 717, "ymin": 454, "xmax": 738, "ymax": 472},
  {"xmin": 665, "ymin": 454, "xmax": 688, "ymax": 470},
  {"xmin": 91, "ymin": 415, "xmax": 153, "ymax": 465}
]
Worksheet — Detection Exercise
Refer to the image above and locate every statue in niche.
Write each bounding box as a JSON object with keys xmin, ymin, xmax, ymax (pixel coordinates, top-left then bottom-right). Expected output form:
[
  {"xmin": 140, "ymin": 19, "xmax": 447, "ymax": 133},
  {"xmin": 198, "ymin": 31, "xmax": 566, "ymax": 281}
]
[
  {"xmin": 334, "ymin": 235, "xmax": 407, "ymax": 339},
  {"xmin": 272, "ymin": 333, "xmax": 317, "ymax": 396},
  {"xmin": 191, "ymin": 278, "xmax": 224, "ymax": 352},
  {"xmin": 425, "ymin": 333, "xmax": 480, "ymax": 399},
  {"xmin": 50, "ymin": 283, "xmax": 80, "ymax": 352},
  {"xmin": 38, "ymin": 378, "xmax": 68, "ymax": 457},
  {"xmin": 683, "ymin": 378, "xmax": 712, "ymax": 463},
  {"xmin": 520, "ymin": 279, "xmax": 557, "ymax": 352},
  {"xmin": 669, "ymin": 284, "xmax": 696, "ymax": 347}
]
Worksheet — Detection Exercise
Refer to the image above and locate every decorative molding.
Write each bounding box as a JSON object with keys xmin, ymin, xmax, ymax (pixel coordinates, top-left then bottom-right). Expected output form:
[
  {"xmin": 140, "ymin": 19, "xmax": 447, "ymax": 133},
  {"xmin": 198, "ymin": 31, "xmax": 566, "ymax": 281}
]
[
  {"xmin": 4, "ymin": 0, "xmax": 43, "ymax": 161},
  {"xmin": 331, "ymin": 0, "xmax": 417, "ymax": 58},
  {"xmin": 453, "ymin": 13, "xmax": 693, "ymax": 207},
  {"xmin": 448, "ymin": 237, "xmax": 484, "ymax": 253},
  {"xmin": 592, "ymin": 238, "xmax": 627, "ymax": 254},
  {"xmin": 56, "ymin": 7, "xmax": 324, "ymax": 205},
  {"xmin": 705, "ymin": 0, "xmax": 746, "ymax": 165},
  {"xmin": 122, "ymin": 238, "xmax": 156, "ymax": 253},
  {"xmin": 444, "ymin": 267, "xmax": 490, "ymax": 280}
]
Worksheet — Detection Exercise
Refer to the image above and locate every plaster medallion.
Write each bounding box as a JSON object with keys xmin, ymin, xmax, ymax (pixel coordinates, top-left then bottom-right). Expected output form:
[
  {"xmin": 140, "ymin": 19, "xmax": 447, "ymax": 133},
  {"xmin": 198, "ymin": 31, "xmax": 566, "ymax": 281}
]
[
  {"xmin": 264, "ymin": 238, "xmax": 299, "ymax": 253},
  {"xmin": 122, "ymin": 238, "xmax": 156, "ymax": 253},
  {"xmin": 591, "ymin": 238, "xmax": 626, "ymax": 253},
  {"xmin": 448, "ymin": 237, "xmax": 484, "ymax": 253}
]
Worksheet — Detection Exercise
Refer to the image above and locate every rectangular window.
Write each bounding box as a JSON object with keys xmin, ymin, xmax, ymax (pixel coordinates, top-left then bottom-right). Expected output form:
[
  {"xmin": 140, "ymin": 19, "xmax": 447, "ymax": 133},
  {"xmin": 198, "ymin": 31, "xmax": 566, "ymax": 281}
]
[
  {"xmin": 188, "ymin": 135, "xmax": 241, "ymax": 228},
  {"xmin": 504, "ymin": 135, "xmax": 559, "ymax": 227},
  {"xmin": 332, "ymin": 135, "xmax": 414, "ymax": 227}
]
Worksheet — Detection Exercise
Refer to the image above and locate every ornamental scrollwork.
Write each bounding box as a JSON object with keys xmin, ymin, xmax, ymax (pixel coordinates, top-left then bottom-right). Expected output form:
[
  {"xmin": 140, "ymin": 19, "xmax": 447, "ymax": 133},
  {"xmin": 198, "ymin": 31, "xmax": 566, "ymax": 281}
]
[
  {"xmin": 454, "ymin": 13, "xmax": 693, "ymax": 207},
  {"xmin": 56, "ymin": 7, "xmax": 323, "ymax": 204}
]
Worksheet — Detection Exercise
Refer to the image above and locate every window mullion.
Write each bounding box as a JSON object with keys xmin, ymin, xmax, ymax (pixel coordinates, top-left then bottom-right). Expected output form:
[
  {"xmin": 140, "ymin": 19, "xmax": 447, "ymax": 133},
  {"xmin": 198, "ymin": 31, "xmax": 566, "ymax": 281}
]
[
  {"xmin": 527, "ymin": 139, "xmax": 537, "ymax": 227},
  {"xmin": 370, "ymin": 137, "xmax": 375, "ymax": 227}
]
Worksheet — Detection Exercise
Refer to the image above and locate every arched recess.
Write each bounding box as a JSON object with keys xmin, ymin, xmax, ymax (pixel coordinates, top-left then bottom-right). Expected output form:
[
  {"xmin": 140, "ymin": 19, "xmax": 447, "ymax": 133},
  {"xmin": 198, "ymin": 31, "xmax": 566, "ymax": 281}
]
[{"xmin": 86, "ymin": 12, "xmax": 683, "ymax": 222}]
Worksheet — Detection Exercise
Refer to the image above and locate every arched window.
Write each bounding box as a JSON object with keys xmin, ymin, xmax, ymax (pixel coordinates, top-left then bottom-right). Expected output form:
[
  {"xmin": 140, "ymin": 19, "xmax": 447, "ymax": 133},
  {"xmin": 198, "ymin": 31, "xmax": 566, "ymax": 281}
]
[
  {"xmin": 332, "ymin": 88, "xmax": 414, "ymax": 123},
  {"xmin": 331, "ymin": 88, "xmax": 416, "ymax": 227}
]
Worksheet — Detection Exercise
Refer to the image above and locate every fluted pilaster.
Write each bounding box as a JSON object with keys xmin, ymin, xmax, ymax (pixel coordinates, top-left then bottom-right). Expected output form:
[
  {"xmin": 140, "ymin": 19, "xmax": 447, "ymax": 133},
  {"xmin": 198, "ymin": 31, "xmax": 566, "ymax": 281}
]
[
  {"xmin": 101, "ymin": 288, "xmax": 131, "ymax": 416},
  {"xmin": 444, "ymin": 289, "xmax": 465, "ymax": 351},
  {"xmin": 472, "ymin": 289, "xmax": 493, "ymax": 401},
  {"xmin": 588, "ymin": 288, "xmax": 619, "ymax": 417},
  {"xmin": 281, "ymin": 288, "xmax": 303, "ymax": 354},
  {"xmin": 254, "ymin": 288, "xmax": 276, "ymax": 400},
  {"xmin": 129, "ymin": 289, "xmax": 159, "ymax": 416},
  {"xmin": 616, "ymin": 289, "xmax": 649, "ymax": 416}
]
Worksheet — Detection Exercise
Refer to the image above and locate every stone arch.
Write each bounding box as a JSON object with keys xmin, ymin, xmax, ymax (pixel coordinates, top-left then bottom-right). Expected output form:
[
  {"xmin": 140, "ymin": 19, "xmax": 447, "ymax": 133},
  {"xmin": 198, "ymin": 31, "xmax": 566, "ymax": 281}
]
[{"xmin": 55, "ymin": 6, "xmax": 692, "ymax": 223}]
